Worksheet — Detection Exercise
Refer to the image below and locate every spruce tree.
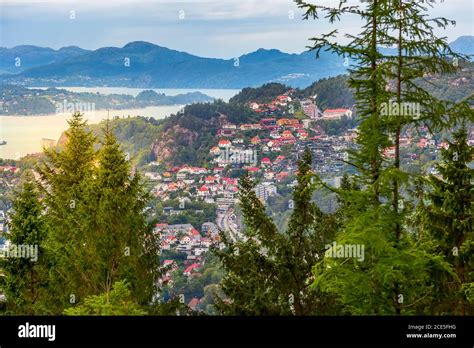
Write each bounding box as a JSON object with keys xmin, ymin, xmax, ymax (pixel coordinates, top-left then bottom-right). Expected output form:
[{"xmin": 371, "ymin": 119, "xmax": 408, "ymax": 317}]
[
  {"xmin": 37, "ymin": 111, "xmax": 97, "ymax": 313},
  {"xmin": 375, "ymin": 0, "xmax": 468, "ymax": 315},
  {"xmin": 214, "ymin": 172, "xmax": 282, "ymax": 315},
  {"xmin": 422, "ymin": 127, "xmax": 473, "ymax": 315},
  {"xmin": 5, "ymin": 114, "xmax": 162, "ymax": 314},
  {"xmin": 215, "ymin": 149, "xmax": 339, "ymax": 315},
  {"xmin": 82, "ymin": 121, "xmax": 160, "ymax": 307},
  {"xmin": 296, "ymin": 0, "xmax": 462, "ymax": 314},
  {"xmin": 0, "ymin": 177, "xmax": 47, "ymax": 314}
]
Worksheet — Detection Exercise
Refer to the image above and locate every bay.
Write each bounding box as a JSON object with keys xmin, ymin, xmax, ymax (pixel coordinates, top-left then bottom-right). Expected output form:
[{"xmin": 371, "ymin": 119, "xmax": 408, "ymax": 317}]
[
  {"xmin": 0, "ymin": 87, "xmax": 240, "ymax": 159},
  {"xmin": 30, "ymin": 87, "xmax": 241, "ymax": 102}
]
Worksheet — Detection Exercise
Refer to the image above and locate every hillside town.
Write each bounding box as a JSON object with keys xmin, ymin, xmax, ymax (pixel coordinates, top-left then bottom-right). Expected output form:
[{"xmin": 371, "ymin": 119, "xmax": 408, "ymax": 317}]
[
  {"xmin": 0, "ymin": 88, "xmax": 473, "ymax": 312},
  {"xmin": 132, "ymin": 90, "xmax": 472, "ymax": 310}
]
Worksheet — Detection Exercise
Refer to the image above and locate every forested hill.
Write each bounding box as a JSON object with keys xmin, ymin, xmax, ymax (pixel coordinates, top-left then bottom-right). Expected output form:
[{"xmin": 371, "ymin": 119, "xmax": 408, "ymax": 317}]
[
  {"xmin": 416, "ymin": 61, "xmax": 474, "ymax": 103},
  {"xmin": 84, "ymin": 64, "xmax": 473, "ymax": 168},
  {"xmin": 86, "ymin": 99, "xmax": 259, "ymax": 167},
  {"xmin": 229, "ymin": 83, "xmax": 290, "ymax": 104},
  {"xmin": 298, "ymin": 75, "xmax": 355, "ymax": 109},
  {"xmin": 149, "ymin": 100, "xmax": 259, "ymax": 166},
  {"xmin": 296, "ymin": 61, "xmax": 474, "ymax": 110},
  {"xmin": 85, "ymin": 75, "xmax": 357, "ymax": 167}
]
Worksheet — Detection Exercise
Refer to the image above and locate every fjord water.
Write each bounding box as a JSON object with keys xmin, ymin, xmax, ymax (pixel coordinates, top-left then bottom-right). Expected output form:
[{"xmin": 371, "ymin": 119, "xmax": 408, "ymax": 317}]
[
  {"xmin": 47, "ymin": 87, "xmax": 241, "ymax": 100},
  {"xmin": 0, "ymin": 87, "xmax": 240, "ymax": 160}
]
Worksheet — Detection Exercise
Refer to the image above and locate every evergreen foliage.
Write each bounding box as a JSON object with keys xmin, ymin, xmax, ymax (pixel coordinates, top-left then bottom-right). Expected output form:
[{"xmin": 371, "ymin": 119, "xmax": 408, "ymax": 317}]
[
  {"xmin": 215, "ymin": 149, "xmax": 339, "ymax": 315},
  {"xmin": 0, "ymin": 178, "xmax": 47, "ymax": 314},
  {"xmin": 1, "ymin": 112, "xmax": 160, "ymax": 314},
  {"xmin": 421, "ymin": 127, "xmax": 473, "ymax": 314}
]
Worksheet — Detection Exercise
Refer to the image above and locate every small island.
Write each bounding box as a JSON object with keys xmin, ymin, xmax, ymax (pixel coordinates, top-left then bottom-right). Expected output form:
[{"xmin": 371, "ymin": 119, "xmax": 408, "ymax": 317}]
[{"xmin": 0, "ymin": 85, "xmax": 214, "ymax": 116}]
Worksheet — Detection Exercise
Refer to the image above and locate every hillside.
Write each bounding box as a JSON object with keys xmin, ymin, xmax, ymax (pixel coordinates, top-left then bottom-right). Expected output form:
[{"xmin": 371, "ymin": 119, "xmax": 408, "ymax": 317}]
[
  {"xmin": 229, "ymin": 83, "xmax": 290, "ymax": 104},
  {"xmin": 80, "ymin": 99, "xmax": 259, "ymax": 167},
  {"xmin": 151, "ymin": 101, "xmax": 258, "ymax": 166},
  {"xmin": 71, "ymin": 64, "xmax": 474, "ymax": 169},
  {"xmin": 63, "ymin": 104, "xmax": 256, "ymax": 167},
  {"xmin": 84, "ymin": 116, "xmax": 163, "ymax": 166},
  {"xmin": 416, "ymin": 61, "xmax": 474, "ymax": 103},
  {"xmin": 299, "ymin": 62, "xmax": 474, "ymax": 109},
  {"xmin": 84, "ymin": 77, "xmax": 351, "ymax": 168},
  {"xmin": 299, "ymin": 75, "xmax": 355, "ymax": 109}
]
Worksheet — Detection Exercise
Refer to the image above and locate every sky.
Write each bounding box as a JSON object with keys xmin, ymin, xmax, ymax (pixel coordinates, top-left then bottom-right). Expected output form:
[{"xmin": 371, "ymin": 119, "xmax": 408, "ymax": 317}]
[{"xmin": 1, "ymin": 0, "xmax": 473, "ymax": 58}]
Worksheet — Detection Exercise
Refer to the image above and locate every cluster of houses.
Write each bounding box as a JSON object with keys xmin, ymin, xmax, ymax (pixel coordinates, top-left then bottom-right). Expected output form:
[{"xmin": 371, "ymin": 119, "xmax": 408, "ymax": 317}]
[
  {"xmin": 0, "ymin": 165, "xmax": 19, "ymax": 174},
  {"xmin": 148, "ymin": 169, "xmax": 240, "ymax": 211},
  {"xmin": 248, "ymin": 92, "xmax": 294, "ymax": 114},
  {"xmin": 145, "ymin": 92, "xmax": 360, "ymax": 213},
  {"xmin": 300, "ymin": 98, "xmax": 353, "ymax": 121},
  {"xmin": 156, "ymin": 222, "xmax": 220, "ymax": 283},
  {"xmin": 157, "ymin": 222, "xmax": 219, "ymax": 257},
  {"xmin": 247, "ymin": 90, "xmax": 353, "ymax": 121},
  {"xmin": 382, "ymin": 128, "xmax": 472, "ymax": 159},
  {"xmin": 208, "ymin": 117, "xmax": 318, "ymax": 171}
]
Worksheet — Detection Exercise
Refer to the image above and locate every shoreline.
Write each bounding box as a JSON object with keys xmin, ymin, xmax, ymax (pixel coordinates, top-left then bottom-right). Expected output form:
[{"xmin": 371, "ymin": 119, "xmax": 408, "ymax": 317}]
[
  {"xmin": 0, "ymin": 105, "xmax": 182, "ymax": 159},
  {"xmin": 0, "ymin": 104, "xmax": 185, "ymax": 117}
]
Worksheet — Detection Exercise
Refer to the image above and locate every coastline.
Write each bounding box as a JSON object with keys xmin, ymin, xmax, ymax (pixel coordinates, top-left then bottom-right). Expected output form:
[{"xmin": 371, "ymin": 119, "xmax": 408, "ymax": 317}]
[{"xmin": 0, "ymin": 105, "xmax": 181, "ymax": 159}]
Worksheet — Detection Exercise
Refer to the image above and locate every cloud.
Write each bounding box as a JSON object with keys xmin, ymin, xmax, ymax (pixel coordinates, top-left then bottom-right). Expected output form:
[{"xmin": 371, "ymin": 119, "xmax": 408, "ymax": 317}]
[{"xmin": 1, "ymin": 0, "xmax": 472, "ymax": 57}]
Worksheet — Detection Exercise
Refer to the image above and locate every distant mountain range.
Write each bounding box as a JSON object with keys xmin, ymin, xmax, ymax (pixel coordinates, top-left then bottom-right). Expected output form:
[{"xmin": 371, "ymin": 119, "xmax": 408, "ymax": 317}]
[
  {"xmin": 1, "ymin": 36, "xmax": 472, "ymax": 89},
  {"xmin": 449, "ymin": 36, "xmax": 474, "ymax": 56},
  {"xmin": 0, "ymin": 45, "xmax": 90, "ymax": 74}
]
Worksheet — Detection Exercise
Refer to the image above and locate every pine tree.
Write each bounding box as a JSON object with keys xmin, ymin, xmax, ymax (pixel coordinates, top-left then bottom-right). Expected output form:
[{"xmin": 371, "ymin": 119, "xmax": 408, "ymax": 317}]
[
  {"xmin": 335, "ymin": 173, "xmax": 360, "ymax": 222},
  {"xmin": 214, "ymin": 172, "xmax": 282, "ymax": 315},
  {"xmin": 5, "ymin": 114, "xmax": 162, "ymax": 314},
  {"xmin": 279, "ymin": 148, "xmax": 338, "ymax": 314},
  {"xmin": 81, "ymin": 121, "xmax": 160, "ymax": 307},
  {"xmin": 422, "ymin": 126, "xmax": 473, "ymax": 315},
  {"xmin": 296, "ymin": 0, "xmax": 462, "ymax": 314},
  {"xmin": 0, "ymin": 177, "xmax": 47, "ymax": 314},
  {"xmin": 375, "ymin": 0, "xmax": 467, "ymax": 315},
  {"xmin": 36, "ymin": 111, "xmax": 97, "ymax": 313}
]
